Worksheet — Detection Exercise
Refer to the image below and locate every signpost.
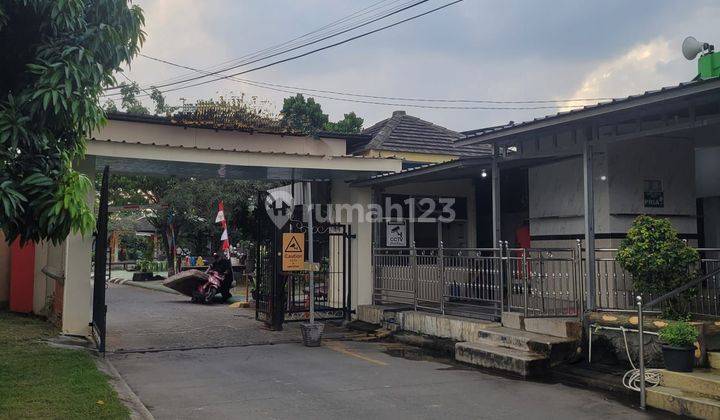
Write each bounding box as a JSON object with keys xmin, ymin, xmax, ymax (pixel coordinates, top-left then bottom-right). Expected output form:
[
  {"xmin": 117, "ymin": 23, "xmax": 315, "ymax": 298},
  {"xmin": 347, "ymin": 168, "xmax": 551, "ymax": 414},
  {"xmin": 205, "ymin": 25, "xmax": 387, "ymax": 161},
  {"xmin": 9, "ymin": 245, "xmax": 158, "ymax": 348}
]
[{"xmin": 282, "ymin": 232, "xmax": 305, "ymax": 271}]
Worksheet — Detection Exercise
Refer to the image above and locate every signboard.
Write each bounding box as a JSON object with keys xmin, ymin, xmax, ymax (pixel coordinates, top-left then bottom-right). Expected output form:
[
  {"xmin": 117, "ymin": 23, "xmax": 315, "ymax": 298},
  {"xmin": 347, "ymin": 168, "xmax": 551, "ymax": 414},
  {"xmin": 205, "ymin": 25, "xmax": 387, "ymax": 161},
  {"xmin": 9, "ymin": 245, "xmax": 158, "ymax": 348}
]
[
  {"xmin": 386, "ymin": 221, "xmax": 407, "ymax": 247},
  {"xmin": 644, "ymin": 191, "xmax": 664, "ymax": 208},
  {"xmin": 282, "ymin": 232, "xmax": 305, "ymax": 271},
  {"xmin": 643, "ymin": 179, "xmax": 664, "ymax": 208}
]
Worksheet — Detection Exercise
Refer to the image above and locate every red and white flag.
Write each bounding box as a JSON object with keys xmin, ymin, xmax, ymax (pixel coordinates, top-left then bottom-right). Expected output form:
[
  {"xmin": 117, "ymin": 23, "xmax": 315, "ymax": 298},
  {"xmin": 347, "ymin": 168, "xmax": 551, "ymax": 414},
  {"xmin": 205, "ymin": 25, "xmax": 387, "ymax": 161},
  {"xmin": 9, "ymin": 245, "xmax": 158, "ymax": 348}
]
[
  {"xmin": 216, "ymin": 201, "xmax": 230, "ymax": 251},
  {"xmin": 215, "ymin": 201, "xmax": 225, "ymax": 223}
]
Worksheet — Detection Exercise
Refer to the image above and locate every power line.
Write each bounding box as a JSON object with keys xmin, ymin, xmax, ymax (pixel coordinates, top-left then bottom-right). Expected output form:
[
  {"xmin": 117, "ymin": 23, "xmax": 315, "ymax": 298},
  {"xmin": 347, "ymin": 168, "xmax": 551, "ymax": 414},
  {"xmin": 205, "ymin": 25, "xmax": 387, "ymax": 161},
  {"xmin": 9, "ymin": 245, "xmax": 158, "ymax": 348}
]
[
  {"xmin": 117, "ymin": 0, "xmax": 407, "ymax": 89},
  {"xmin": 113, "ymin": 54, "xmax": 587, "ymax": 110},
  {"xmin": 139, "ymin": 54, "xmax": 614, "ymax": 105},
  {"xmin": 105, "ymin": 0, "xmax": 431, "ymax": 92},
  {"xmin": 105, "ymin": 0, "xmax": 465, "ymax": 99}
]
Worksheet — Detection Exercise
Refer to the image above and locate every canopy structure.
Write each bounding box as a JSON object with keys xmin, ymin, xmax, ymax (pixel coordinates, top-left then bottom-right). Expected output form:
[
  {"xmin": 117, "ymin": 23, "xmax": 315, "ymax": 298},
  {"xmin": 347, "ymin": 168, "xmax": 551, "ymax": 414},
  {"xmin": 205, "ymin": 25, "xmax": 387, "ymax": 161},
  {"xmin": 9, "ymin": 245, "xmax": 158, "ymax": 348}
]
[{"xmin": 55, "ymin": 113, "xmax": 401, "ymax": 336}]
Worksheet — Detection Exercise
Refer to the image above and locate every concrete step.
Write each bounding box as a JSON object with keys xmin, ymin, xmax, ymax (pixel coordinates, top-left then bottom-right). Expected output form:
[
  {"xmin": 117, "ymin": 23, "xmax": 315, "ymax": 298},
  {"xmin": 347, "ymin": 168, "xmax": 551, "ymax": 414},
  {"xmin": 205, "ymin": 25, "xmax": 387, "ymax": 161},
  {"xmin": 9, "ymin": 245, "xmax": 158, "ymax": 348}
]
[
  {"xmin": 523, "ymin": 317, "xmax": 581, "ymax": 339},
  {"xmin": 455, "ymin": 341, "xmax": 548, "ymax": 377},
  {"xmin": 660, "ymin": 369, "xmax": 720, "ymax": 400},
  {"xmin": 477, "ymin": 325, "xmax": 578, "ymax": 363},
  {"xmin": 647, "ymin": 386, "xmax": 720, "ymax": 419},
  {"xmin": 709, "ymin": 352, "xmax": 720, "ymax": 370}
]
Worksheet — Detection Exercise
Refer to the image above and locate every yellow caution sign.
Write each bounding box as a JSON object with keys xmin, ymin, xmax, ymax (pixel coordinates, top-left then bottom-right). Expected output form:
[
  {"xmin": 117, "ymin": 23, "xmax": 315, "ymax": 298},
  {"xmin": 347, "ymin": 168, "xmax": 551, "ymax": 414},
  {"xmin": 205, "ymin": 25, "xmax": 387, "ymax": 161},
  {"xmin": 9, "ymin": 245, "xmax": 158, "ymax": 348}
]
[{"xmin": 282, "ymin": 232, "xmax": 305, "ymax": 271}]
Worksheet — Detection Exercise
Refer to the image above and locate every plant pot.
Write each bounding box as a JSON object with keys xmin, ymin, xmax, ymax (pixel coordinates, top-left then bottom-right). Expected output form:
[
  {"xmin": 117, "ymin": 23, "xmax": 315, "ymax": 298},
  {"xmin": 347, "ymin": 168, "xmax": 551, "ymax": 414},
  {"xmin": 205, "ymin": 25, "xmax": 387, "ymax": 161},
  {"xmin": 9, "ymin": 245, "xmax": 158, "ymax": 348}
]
[
  {"xmin": 661, "ymin": 344, "xmax": 695, "ymax": 372},
  {"xmin": 300, "ymin": 323, "xmax": 324, "ymax": 347}
]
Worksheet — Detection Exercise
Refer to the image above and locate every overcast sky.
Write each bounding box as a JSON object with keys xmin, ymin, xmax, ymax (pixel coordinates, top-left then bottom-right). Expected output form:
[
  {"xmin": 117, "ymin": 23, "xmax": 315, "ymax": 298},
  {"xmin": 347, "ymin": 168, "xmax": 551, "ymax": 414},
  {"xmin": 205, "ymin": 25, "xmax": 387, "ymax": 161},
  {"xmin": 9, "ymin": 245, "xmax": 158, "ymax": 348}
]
[{"xmin": 118, "ymin": 0, "xmax": 720, "ymax": 132}]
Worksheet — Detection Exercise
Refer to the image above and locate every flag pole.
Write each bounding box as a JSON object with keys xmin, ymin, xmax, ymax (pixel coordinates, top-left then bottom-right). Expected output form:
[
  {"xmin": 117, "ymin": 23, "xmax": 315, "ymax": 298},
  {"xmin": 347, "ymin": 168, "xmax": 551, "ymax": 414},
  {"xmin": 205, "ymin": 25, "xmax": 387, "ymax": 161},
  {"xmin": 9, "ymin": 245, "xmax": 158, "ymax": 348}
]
[{"xmin": 306, "ymin": 181, "xmax": 315, "ymax": 325}]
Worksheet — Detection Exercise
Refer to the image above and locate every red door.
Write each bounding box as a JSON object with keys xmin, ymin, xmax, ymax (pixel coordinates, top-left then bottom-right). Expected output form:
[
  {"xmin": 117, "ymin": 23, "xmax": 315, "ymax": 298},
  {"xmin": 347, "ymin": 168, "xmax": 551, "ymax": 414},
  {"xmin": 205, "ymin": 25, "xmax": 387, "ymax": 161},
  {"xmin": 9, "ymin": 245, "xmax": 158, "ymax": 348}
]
[{"xmin": 10, "ymin": 240, "xmax": 35, "ymax": 313}]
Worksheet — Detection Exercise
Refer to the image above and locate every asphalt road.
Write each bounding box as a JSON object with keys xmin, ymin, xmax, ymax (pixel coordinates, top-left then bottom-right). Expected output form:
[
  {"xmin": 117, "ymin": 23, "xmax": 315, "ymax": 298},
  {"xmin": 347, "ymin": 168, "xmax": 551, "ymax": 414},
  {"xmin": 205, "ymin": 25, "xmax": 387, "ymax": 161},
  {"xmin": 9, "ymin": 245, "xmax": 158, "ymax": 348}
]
[{"xmin": 106, "ymin": 284, "xmax": 662, "ymax": 419}]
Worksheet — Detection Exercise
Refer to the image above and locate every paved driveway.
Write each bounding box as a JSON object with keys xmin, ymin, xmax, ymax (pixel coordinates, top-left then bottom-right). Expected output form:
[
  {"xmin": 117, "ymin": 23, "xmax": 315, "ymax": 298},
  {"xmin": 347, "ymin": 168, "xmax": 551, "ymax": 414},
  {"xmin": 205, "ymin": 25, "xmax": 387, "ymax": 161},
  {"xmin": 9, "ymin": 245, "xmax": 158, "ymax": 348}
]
[{"xmin": 106, "ymin": 284, "xmax": 665, "ymax": 419}]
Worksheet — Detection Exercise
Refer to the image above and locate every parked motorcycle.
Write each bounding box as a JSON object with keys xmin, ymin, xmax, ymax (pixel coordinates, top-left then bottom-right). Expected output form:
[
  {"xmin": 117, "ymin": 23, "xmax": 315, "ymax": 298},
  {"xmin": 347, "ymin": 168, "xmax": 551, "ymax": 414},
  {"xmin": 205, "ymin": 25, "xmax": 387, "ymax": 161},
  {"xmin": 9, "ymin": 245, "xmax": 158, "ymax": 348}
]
[{"xmin": 191, "ymin": 253, "xmax": 234, "ymax": 304}]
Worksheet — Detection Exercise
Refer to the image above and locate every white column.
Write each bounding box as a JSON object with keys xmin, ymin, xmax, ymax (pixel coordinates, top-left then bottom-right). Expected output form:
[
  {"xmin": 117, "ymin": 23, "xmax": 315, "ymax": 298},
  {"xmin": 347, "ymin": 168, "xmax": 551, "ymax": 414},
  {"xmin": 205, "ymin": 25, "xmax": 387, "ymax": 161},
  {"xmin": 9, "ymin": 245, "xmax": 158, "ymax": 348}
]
[
  {"xmin": 492, "ymin": 156, "xmax": 502, "ymax": 245},
  {"xmin": 62, "ymin": 156, "xmax": 96, "ymax": 336},
  {"xmin": 583, "ymin": 135, "xmax": 596, "ymax": 311}
]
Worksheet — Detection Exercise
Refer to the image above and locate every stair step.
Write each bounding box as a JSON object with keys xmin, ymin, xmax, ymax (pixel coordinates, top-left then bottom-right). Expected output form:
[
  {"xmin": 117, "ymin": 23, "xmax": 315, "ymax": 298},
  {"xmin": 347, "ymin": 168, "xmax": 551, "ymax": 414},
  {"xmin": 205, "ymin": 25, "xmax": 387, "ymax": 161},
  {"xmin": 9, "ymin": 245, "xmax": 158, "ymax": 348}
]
[
  {"xmin": 455, "ymin": 341, "xmax": 548, "ymax": 377},
  {"xmin": 647, "ymin": 386, "xmax": 720, "ymax": 419},
  {"xmin": 709, "ymin": 352, "xmax": 720, "ymax": 370},
  {"xmin": 523, "ymin": 317, "xmax": 581, "ymax": 339},
  {"xmin": 477, "ymin": 325, "xmax": 577, "ymax": 356},
  {"xmin": 660, "ymin": 369, "xmax": 720, "ymax": 400}
]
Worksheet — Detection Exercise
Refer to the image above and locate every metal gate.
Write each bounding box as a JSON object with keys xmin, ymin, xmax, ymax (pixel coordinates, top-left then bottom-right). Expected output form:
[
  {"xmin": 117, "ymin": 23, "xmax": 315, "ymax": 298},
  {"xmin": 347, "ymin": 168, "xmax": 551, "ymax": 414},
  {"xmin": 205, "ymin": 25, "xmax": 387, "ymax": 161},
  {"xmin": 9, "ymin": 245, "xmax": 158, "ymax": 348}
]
[
  {"xmin": 254, "ymin": 192, "xmax": 351, "ymax": 328},
  {"xmin": 91, "ymin": 166, "xmax": 109, "ymax": 353}
]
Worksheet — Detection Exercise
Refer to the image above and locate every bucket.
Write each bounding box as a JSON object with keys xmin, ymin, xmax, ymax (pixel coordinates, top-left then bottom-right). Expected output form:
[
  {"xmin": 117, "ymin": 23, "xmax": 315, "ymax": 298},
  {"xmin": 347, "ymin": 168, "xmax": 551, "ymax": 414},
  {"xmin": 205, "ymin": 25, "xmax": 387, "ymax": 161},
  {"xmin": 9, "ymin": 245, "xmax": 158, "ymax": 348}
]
[{"xmin": 300, "ymin": 323, "xmax": 324, "ymax": 347}]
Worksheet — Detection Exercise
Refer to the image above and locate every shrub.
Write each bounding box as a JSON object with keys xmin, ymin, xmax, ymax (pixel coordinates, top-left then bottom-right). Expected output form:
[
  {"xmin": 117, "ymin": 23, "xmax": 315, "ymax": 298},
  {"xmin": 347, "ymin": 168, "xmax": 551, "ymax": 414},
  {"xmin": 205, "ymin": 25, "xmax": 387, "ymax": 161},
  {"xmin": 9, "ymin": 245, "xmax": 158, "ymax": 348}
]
[
  {"xmin": 616, "ymin": 215, "xmax": 699, "ymax": 319},
  {"xmin": 658, "ymin": 321, "xmax": 698, "ymax": 348}
]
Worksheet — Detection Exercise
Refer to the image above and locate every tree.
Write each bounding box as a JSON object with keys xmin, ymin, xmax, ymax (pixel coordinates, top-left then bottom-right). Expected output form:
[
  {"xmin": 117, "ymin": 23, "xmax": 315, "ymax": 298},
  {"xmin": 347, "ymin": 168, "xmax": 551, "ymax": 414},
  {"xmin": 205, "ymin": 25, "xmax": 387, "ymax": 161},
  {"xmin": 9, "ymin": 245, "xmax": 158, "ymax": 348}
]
[
  {"xmin": 149, "ymin": 86, "xmax": 176, "ymax": 115},
  {"xmin": 0, "ymin": 0, "xmax": 145, "ymax": 244},
  {"xmin": 107, "ymin": 175, "xmax": 266, "ymax": 274},
  {"xmin": 118, "ymin": 81, "xmax": 149, "ymax": 115},
  {"xmin": 280, "ymin": 94, "xmax": 328, "ymax": 133},
  {"xmin": 324, "ymin": 111, "xmax": 363, "ymax": 133},
  {"xmin": 616, "ymin": 215, "xmax": 699, "ymax": 319}
]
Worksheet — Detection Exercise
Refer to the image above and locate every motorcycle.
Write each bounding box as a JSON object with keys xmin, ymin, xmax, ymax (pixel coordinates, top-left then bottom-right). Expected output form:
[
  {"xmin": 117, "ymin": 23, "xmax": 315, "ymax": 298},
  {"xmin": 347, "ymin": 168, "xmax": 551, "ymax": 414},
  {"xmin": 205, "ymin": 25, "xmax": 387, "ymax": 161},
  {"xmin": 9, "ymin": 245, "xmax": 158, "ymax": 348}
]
[{"xmin": 191, "ymin": 253, "xmax": 234, "ymax": 304}]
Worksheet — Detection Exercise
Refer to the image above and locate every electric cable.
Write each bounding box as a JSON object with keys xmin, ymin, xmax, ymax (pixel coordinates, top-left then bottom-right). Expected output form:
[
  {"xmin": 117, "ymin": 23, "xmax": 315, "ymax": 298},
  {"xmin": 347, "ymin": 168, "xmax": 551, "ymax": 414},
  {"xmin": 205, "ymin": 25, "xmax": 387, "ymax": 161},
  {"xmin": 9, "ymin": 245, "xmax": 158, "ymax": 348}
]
[{"xmin": 104, "ymin": 0, "xmax": 431, "ymax": 92}]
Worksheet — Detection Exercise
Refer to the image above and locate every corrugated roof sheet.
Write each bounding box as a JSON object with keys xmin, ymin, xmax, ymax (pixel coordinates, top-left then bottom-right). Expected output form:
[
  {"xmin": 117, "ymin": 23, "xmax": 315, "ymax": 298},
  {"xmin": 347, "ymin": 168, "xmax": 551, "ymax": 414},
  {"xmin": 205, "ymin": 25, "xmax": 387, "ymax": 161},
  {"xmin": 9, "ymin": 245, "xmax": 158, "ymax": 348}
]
[{"xmin": 461, "ymin": 78, "xmax": 720, "ymax": 143}]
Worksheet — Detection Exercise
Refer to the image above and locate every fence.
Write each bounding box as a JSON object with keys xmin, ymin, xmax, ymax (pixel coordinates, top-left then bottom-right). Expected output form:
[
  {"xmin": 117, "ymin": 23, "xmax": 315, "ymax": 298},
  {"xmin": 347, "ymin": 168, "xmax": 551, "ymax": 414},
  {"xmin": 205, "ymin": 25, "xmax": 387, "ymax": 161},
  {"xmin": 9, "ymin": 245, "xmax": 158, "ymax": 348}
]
[
  {"xmin": 591, "ymin": 248, "xmax": 720, "ymax": 317},
  {"xmin": 373, "ymin": 243, "xmax": 579, "ymax": 320},
  {"xmin": 373, "ymin": 243, "xmax": 720, "ymax": 320}
]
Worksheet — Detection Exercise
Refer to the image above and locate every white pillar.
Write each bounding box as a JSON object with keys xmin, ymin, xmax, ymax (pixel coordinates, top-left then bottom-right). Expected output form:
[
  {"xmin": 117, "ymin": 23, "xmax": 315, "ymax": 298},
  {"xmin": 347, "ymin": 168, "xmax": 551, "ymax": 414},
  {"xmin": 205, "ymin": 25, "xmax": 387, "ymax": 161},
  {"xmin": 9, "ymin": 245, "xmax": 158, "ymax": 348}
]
[
  {"xmin": 62, "ymin": 156, "xmax": 96, "ymax": 336},
  {"xmin": 583, "ymin": 135, "xmax": 596, "ymax": 311},
  {"xmin": 492, "ymin": 156, "xmax": 502, "ymax": 245}
]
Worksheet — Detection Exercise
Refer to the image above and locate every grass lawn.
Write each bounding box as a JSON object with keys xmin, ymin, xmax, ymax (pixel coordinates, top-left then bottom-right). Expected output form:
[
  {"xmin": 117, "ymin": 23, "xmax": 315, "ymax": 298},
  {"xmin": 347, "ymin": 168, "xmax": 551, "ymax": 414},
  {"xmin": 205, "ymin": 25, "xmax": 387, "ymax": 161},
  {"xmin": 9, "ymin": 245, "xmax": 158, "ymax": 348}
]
[{"xmin": 0, "ymin": 312, "xmax": 128, "ymax": 419}]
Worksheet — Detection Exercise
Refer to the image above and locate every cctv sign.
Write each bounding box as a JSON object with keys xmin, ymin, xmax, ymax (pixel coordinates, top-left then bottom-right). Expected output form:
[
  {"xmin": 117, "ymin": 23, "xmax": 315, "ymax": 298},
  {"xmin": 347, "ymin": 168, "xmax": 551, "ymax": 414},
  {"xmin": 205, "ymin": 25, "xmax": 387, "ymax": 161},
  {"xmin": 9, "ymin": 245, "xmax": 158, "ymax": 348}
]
[{"xmin": 386, "ymin": 221, "xmax": 407, "ymax": 247}]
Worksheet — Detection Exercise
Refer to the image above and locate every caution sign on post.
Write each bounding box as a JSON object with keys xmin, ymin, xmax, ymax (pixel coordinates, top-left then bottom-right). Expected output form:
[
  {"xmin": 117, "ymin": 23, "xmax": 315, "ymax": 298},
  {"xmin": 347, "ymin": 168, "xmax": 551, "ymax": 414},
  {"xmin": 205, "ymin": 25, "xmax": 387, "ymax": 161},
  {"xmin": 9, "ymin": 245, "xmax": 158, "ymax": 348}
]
[{"xmin": 282, "ymin": 232, "xmax": 305, "ymax": 271}]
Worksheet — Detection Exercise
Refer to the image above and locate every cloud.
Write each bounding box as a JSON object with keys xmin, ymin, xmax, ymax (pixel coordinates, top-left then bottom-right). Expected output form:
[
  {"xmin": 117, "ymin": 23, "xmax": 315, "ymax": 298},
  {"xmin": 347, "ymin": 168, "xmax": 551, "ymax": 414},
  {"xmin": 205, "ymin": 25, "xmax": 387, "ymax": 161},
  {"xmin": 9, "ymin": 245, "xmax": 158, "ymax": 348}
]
[{"xmin": 564, "ymin": 38, "xmax": 678, "ymax": 107}]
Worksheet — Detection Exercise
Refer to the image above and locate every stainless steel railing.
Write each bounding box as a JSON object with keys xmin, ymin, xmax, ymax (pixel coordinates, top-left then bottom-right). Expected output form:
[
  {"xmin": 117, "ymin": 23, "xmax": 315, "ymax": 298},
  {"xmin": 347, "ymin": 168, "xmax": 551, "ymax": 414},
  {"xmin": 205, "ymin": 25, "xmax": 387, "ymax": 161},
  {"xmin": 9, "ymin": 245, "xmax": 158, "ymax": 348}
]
[{"xmin": 372, "ymin": 242, "xmax": 582, "ymax": 319}]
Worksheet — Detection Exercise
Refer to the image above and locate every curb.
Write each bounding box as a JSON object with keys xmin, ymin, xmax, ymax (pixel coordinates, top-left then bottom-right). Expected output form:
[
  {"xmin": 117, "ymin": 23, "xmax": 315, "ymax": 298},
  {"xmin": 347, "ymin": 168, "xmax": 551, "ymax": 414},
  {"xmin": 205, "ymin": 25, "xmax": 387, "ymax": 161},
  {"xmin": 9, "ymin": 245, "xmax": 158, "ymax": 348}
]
[{"xmin": 96, "ymin": 357, "xmax": 155, "ymax": 420}]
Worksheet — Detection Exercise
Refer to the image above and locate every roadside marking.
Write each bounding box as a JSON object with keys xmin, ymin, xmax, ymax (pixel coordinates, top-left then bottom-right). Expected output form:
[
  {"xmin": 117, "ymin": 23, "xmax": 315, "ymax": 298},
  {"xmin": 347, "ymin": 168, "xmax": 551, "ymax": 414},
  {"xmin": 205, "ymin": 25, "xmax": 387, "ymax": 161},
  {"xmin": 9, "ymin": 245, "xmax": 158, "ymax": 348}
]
[{"xmin": 324, "ymin": 341, "xmax": 388, "ymax": 366}]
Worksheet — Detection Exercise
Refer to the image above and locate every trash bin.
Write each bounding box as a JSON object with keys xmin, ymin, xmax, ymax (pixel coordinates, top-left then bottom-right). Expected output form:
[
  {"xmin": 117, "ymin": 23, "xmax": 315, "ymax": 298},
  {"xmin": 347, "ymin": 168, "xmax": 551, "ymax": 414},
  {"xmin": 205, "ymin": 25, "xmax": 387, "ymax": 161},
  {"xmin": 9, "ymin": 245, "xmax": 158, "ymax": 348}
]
[{"xmin": 300, "ymin": 323, "xmax": 324, "ymax": 347}]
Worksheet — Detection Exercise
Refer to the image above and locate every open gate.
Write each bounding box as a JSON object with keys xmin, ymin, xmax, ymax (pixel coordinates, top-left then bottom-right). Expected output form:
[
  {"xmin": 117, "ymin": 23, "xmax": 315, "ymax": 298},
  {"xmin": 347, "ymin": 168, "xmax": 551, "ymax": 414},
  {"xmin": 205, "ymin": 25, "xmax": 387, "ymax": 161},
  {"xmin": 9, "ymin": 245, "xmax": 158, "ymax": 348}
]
[
  {"xmin": 91, "ymin": 166, "xmax": 109, "ymax": 353},
  {"xmin": 254, "ymin": 191, "xmax": 351, "ymax": 329}
]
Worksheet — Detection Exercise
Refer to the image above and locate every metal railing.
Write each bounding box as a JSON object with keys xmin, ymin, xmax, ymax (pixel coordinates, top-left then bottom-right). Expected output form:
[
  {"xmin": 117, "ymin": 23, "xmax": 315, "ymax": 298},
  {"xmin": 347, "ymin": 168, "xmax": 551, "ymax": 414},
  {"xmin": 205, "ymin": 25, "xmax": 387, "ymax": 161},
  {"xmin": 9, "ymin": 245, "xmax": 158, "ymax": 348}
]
[
  {"xmin": 636, "ymin": 265, "xmax": 720, "ymax": 410},
  {"xmin": 373, "ymin": 244, "xmax": 504, "ymax": 319},
  {"xmin": 590, "ymin": 248, "xmax": 720, "ymax": 317},
  {"xmin": 373, "ymin": 242, "xmax": 582, "ymax": 320}
]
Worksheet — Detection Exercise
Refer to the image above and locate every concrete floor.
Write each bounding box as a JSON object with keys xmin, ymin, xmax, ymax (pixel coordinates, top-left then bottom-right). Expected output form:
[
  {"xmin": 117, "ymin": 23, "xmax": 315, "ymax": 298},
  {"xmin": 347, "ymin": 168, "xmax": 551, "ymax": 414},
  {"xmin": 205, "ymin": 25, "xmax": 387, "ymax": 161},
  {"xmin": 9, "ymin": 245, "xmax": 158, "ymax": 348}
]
[{"xmin": 106, "ymin": 284, "xmax": 664, "ymax": 419}]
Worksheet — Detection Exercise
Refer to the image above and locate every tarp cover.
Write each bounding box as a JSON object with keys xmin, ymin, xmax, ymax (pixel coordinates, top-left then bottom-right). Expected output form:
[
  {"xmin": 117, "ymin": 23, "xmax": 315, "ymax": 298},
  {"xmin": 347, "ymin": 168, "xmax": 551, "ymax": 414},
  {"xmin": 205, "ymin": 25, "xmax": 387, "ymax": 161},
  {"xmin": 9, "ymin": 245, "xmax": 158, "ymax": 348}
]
[{"xmin": 163, "ymin": 269, "xmax": 209, "ymax": 297}]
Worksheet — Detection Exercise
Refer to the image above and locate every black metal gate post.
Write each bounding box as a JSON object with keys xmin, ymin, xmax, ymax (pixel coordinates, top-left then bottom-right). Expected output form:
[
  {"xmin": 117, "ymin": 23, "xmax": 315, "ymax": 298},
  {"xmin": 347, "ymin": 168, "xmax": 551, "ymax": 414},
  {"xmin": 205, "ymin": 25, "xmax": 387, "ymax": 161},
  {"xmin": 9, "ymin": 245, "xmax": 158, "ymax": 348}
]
[{"xmin": 91, "ymin": 166, "xmax": 109, "ymax": 353}]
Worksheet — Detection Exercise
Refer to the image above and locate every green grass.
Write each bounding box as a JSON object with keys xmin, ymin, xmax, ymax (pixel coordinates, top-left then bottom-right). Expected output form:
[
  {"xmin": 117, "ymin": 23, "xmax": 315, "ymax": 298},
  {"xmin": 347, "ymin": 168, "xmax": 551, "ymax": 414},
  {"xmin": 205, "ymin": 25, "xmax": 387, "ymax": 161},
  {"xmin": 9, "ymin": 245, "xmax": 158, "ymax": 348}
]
[{"xmin": 0, "ymin": 312, "xmax": 129, "ymax": 419}]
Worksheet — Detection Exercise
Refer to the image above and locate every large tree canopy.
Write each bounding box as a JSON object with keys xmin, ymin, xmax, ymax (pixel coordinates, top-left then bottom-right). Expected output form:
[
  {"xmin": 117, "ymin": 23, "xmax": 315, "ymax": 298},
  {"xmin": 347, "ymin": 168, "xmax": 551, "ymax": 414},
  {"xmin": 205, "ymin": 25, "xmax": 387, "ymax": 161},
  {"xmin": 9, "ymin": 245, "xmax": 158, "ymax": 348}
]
[
  {"xmin": 0, "ymin": 0, "xmax": 144, "ymax": 244},
  {"xmin": 280, "ymin": 94, "xmax": 328, "ymax": 133},
  {"xmin": 280, "ymin": 94, "xmax": 364, "ymax": 134}
]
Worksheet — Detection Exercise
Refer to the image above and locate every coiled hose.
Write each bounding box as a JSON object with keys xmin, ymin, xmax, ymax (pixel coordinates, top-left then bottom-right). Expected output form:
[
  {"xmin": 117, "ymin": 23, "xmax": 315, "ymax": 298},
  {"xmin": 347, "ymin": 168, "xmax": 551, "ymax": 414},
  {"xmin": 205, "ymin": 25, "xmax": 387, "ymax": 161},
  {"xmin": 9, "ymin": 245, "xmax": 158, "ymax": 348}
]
[{"xmin": 620, "ymin": 326, "xmax": 662, "ymax": 391}]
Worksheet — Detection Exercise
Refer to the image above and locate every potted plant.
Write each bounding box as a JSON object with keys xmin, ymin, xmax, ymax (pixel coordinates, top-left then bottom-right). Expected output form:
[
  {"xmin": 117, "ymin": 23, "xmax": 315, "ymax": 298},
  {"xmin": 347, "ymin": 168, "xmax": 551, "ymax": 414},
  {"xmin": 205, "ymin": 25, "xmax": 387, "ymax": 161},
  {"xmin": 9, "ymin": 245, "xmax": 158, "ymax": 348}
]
[
  {"xmin": 616, "ymin": 215, "xmax": 699, "ymax": 319},
  {"xmin": 658, "ymin": 321, "xmax": 698, "ymax": 372}
]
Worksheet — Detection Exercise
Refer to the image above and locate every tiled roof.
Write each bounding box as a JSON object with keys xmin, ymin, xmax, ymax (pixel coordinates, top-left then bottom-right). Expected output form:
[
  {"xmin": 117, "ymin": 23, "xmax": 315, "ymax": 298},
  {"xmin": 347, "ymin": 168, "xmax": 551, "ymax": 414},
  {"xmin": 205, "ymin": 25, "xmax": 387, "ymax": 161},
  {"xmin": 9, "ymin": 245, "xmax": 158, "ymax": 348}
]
[{"xmin": 358, "ymin": 111, "xmax": 491, "ymax": 157}]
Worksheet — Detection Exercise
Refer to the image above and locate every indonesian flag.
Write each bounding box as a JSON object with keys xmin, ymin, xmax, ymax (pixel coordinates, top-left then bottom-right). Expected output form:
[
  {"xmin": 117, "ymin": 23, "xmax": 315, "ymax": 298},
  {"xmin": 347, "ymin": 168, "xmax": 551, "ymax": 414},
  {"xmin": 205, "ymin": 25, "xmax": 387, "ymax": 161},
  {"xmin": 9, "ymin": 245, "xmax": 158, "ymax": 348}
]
[
  {"xmin": 215, "ymin": 201, "xmax": 225, "ymax": 223},
  {"xmin": 216, "ymin": 201, "xmax": 230, "ymax": 251}
]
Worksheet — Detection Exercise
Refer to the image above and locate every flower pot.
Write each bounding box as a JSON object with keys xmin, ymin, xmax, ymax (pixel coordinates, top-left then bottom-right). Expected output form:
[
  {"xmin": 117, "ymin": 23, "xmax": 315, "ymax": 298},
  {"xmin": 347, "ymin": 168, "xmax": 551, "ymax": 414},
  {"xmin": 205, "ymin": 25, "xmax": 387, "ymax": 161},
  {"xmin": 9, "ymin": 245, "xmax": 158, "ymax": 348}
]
[
  {"xmin": 661, "ymin": 344, "xmax": 695, "ymax": 372},
  {"xmin": 300, "ymin": 323, "xmax": 324, "ymax": 347}
]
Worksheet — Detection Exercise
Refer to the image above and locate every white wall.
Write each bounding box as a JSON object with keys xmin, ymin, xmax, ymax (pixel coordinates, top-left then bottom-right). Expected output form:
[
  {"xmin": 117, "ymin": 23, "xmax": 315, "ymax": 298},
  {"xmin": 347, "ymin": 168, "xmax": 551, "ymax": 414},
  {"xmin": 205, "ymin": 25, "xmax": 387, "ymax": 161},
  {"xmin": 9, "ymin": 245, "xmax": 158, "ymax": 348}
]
[
  {"xmin": 607, "ymin": 137, "xmax": 696, "ymax": 235},
  {"xmin": 528, "ymin": 137, "xmax": 697, "ymax": 244},
  {"xmin": 61, "ymin": 157, "xmax": 96, "ymax": 336},
  {"xmin": 696, "ymin": 146, "xmax": 720, "ymax": 198},
  {"xmin": 330, "ymin": 181, "xmax": 374, "ymax": 309}
]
